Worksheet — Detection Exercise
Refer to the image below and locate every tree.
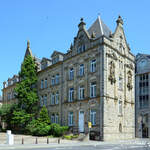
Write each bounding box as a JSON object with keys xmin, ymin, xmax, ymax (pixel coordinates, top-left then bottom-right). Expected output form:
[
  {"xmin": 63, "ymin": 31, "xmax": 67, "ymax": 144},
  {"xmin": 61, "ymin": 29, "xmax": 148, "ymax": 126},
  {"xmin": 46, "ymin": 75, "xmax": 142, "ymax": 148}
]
[
  {"xmin": 38, "ymin": 106, "xmax": 50, "ymax": 124},
  {"xmin": 15, "ymin": 55, "xmax": 38, "ymax": 113},
  {"xmin": 0, "ymin": 103, "xmax": 17, "ymax": 129},
  {"xmin": 12, "ymin": 55, "xmax": 39, "ymax": 130},
  {"xmin": 26, "ymin": 106, "xmax": 51, "ymax": 136}
]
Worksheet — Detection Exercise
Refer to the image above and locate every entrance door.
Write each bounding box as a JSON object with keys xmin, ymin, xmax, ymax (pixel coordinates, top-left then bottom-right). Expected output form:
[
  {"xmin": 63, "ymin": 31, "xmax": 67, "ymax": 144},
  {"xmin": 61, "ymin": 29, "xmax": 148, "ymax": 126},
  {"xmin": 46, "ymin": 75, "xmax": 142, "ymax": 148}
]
[{"xmin": 79, "ymin": 111, "xmax": 84, "ymax": 133}]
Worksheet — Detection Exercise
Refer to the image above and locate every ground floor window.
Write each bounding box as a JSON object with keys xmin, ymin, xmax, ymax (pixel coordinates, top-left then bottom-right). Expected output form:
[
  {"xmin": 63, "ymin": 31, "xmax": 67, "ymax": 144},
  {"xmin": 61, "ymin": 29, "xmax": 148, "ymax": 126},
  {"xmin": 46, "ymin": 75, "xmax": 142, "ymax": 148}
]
[
  {"xmin": 90, "ymin": 110, "xmax": 96, "ymax": 125},
  {"xmin": 68, "ymin": 112, "xmax": 73, "ymax": 126}
]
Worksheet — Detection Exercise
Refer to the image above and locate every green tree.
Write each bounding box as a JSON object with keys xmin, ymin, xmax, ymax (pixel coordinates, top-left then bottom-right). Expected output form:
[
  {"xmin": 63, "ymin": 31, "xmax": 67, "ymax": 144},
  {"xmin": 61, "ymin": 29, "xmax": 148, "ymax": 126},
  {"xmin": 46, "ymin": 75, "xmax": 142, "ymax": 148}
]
[
  {"xmin": 15, "ymin": 55, "xmax": 38, "ymax": 113},
  {"xmin": 26, "ymin": 106, "xmax": 51, "ymax": 136},
  {"xmin": 0, "ymin": 103, "xmax": 17, "ymax": 129},
  {"xmin": 38, "ymin": 106, "xmax": 50, "ymax": 124},
  {"xmin": 12, "ymin": 55, "xmax": 39, "ymax": 130}
]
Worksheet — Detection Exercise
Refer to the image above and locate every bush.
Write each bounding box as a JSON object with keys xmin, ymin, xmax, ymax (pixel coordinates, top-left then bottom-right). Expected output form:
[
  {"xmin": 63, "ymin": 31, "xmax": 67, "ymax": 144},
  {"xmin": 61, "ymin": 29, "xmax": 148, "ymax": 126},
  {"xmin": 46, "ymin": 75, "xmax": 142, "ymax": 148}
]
[
  {"xmin": 63, "ymin": 134, "xmax": 79, "ymax": 140},
  {"xmin": 26, "ymin": 119, "xmax": 51, "ymax": 136},
  {"xmin": 49, "ymin": 123, "xmax": 69, "ymax": 137}
]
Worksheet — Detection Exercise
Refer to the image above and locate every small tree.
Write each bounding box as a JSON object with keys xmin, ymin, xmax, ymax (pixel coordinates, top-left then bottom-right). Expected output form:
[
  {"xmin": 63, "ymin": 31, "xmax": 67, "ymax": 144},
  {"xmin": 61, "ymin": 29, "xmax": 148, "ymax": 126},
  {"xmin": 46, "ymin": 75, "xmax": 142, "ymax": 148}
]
[
  {"xmin": 38, "ymin": 106, "xmax": 50, "ymax": 124},
  {"xmin": 0, "ymin": 104, "xmax": 17, "ymax": 129},
  {"xmin": 26, "ymin": 106, "xmax": 51, "ymax": 136}
]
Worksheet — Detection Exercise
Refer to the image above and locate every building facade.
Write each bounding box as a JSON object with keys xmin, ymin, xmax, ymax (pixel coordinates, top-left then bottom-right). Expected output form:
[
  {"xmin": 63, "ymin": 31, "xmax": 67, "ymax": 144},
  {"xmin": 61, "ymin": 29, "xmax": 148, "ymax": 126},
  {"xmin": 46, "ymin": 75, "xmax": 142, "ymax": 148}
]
[
  {"xmin": 135, "ymin": 53, "xmax": 150, "ymax": 138},
  {"xmin": 2, "ymin": 16, "xmax": 135, "ymax": 141}
]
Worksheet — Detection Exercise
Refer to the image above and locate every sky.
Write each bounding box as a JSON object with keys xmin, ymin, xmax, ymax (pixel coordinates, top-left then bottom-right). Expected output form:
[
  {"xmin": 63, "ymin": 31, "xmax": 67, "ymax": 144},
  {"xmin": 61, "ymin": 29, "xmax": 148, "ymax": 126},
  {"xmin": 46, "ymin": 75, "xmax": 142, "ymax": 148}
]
[{"xmin": 0, "ymin": 0, "xmax": 150, "ymax": 95}]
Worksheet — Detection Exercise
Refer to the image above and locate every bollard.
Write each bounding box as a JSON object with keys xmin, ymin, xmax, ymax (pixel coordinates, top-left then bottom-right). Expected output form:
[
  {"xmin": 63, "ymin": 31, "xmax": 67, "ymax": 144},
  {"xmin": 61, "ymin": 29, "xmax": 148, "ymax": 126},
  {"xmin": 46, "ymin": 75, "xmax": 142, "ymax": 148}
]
[
  {"xmin": 58, "ymin": 138, "xmax": 60, "ymax": 144},
  {"xmin": 35, "ymin": 137, "xmax": 38, "ymax": 144},
  {"xmin": 6, "ymin": 130, "xmax": 14, "ymax": 145},
  {"xmin": 47, "ymin": 138, "xmax": 49, "ymax": 144},
  {"xmin": 22, "ymin": 137, "xmax": 24, "ymax": 144}
]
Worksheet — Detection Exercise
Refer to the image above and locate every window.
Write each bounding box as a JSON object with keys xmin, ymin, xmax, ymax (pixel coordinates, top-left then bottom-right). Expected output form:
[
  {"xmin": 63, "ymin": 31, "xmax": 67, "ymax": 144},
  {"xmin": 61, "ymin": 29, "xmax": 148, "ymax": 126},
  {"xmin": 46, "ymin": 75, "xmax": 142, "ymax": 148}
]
[
  {"xmin": 55, "ymin": 74, "xmax": 60, "ymax": 84},
  {"xmin": 51, "ymin": 93, "xmax": 55, "ymax": 105},
  {"xmin": 79, "ymin": 86, "xmax": 85, "ymax": 100},
  {"xmin": 118, "ymin": 100, "xmax": 122, "ymax": 115},
  {"xmin": 40, "ymin": 96, "xmax": 43, "ymax": 107},
  {"xmin": 90, "ymin": 110, "xmax": 96, "ymax": 125},
  {"xmin": 41, "ymin": 80, "xmax": 44, "ymax": 89},
  {"xmin": 90, "ymin": 82, "xmax": 96, "ymax": 98},
  {"xmin": 69, "ymin": 68, "xmax": 74, "ymax": 80},
  {"xmin": 7, "ymin": 92, "xmax": 11, "ymax": 100},
  {"xmin": 69, "ymin": 88, "xmax": 74, "ymax": 102},
  {"xmin": 51, "ymin": 114, "xmax": 55, "ymax": 123},
  {"xmin": 55, "ymin": 114, "xmax": 59, "ymax": 124},
  {"xmin": 51, "ymin": 76, "xmax": 55, "ymax": 85},
  {"xmin": 44, "ymin": 78, "xmax": 47, "ymax": 88},
  {"xmin": 68, "ymin": 112, "xmax": 73, "ymax": 126},
  {"xmin": 52, "ymin": 57, "xmax": 59, "ymax": 65},
  {"xmin": 44, "ymin": 95, "xmax": 47, "ymax": 106},
  {"xmin": 119, "ymin": 123, "xmax": 122, "ymax": 133},
  {"xmin": 79, "ymin": 64, "xmax": 84, "ymax": 76},
  {"xmin": 55, "ymin": 91, "xmax": 59, "ymax": 104},
  {"xmin": 139, "ymin": 95, "xmax": 149, "ymax": 109},
  {"xmin": 119, "ymin": 77, "xmax": 123, "ymax": 90},
  {"xmin": 77, "ymin": 45, "xmax": 85, "ymax": 54},
  {"xmin": 90, "ymin": 59, "xmax": 96, "ymax": 72}
]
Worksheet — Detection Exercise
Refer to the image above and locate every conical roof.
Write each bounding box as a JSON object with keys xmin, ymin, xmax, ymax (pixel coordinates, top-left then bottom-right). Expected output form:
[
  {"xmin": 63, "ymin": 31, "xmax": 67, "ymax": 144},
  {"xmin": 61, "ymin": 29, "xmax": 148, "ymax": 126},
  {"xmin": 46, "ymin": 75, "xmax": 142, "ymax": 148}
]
[{"xmin": 88, "ymin": 16, "xmax": 111, "ymax": 38}]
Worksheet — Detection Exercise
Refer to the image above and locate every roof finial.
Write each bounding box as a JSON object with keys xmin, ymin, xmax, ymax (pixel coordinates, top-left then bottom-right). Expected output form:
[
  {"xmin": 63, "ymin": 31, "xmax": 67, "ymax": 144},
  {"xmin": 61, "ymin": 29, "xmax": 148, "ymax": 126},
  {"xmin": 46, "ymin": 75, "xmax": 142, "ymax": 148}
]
[
  {"xmin": 116, "ymin": 15, "xmax": 123, "ymax": 26},
  {"xmin": 27, "ymin": 40, "xmax": 30, "ymax": 49},
  {"xmin": 78, "ymin": 17, "xmax": 86, "ymax": 29},
  {"xmin": 80, "ymin": 17, "xmax": 84, "ymax": 22}
]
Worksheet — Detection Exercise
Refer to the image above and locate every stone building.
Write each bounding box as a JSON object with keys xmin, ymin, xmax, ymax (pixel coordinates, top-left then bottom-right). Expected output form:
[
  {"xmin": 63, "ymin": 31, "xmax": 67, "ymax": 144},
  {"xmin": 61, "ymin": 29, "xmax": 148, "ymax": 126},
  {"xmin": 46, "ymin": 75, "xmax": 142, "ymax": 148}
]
[
  {"xmin": 2, "ymin": 75, "xmax": 19, "ymax": 104},
  {"xmin": 2, "ymin": 16, "xmax": 135, "ymax": 141},
  {"xmin": 135, "ymin": 53, "xmax": 150, "ymax": 138}
]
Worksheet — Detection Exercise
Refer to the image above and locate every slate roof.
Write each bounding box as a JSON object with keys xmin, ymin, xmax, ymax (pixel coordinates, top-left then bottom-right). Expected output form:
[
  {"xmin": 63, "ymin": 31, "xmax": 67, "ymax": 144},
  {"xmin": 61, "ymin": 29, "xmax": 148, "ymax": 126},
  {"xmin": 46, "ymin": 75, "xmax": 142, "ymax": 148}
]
[
  {"xmin": 88, "ymin": 16, "xmax": 111, "ymax": 39},
  {"xmin": 136, "ymin": 53, "xmax": 150, "ymax": 61}
]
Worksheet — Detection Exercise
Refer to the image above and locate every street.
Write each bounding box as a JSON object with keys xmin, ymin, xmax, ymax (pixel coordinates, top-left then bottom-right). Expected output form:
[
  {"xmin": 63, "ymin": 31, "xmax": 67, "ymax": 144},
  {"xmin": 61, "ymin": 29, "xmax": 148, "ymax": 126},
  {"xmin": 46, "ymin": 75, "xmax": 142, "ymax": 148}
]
[{"xmin": 1, "ymin": 142, "xmax": 150, "ymax": 150}]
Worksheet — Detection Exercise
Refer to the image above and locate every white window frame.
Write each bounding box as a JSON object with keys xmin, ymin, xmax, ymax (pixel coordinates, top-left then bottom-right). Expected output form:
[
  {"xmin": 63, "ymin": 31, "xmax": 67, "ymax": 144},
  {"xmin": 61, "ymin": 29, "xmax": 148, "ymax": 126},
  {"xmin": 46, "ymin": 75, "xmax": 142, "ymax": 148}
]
[
  {"xmin": 69, "ymin": 68, "xmax": 74, "ymax": 80},
  {"xmin": 51, "ymin": 93, "xmax": 55, "ymax": 105},
  {"xmin": 90, "ymin": 82, "xmax": 96, "ymax": 98},
  {"xmin": 55, "ymin": 91, "xmax": 59, "ymax": 104},
  {"xmin": 79, "ymin": 86, "xmax": 85, "ymax": 100},
  {"xmin": 69, "ymin": 88, "xmax": 74, "ymax": 102},
  {"xmin": 90, "ymin": 110, "xmax": 96, "ymax": 125},
  {"xmin": 55, "ymin": 74, "xmax": 59, "ymax": 84},
  {"xmin": 90, "ymin": 59, "xmax": 96, "ymax": 72},
  {"xmin": 79, "ymin": 64, "xmax": 84, "ymax": 76},
  {"xmin": 68, "ymin": 112, "xmax": 73, "ymax": 126}
]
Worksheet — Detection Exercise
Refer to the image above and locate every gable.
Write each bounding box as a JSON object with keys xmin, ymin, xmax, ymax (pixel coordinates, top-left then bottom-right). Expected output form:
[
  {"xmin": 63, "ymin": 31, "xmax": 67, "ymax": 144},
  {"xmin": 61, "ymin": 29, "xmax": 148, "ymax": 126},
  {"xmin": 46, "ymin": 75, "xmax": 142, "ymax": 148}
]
[{"xmin": 136, "ymin": 56, "xmax": 150, "ymax": 73}]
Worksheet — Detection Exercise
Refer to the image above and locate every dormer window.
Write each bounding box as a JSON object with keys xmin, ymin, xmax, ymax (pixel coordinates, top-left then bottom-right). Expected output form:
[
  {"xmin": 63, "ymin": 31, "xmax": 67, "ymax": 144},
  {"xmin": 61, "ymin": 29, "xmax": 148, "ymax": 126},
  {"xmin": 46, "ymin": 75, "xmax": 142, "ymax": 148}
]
[
  {"xmin": 52, "ymin": 57, "xmax": 59, "ymax": 65},
  {"xmin": 41, "ymin": 63, "xmax": 48, "ymax": 70},
  {"xmin": 77, "ymin": 44, "xmax": 85, "ymax": 54},
  {"xmin": 8, "ymin": 80, "xmax": 12, "ymax": 86}
]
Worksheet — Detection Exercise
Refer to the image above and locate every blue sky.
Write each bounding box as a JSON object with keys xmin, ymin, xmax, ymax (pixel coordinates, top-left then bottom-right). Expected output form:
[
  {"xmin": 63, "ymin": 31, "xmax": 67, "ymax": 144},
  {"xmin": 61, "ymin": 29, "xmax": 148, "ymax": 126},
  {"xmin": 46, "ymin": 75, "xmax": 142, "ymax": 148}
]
[{"xmin": 0, "ymin": 0, "xmax": 150, "ymax": 95}]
